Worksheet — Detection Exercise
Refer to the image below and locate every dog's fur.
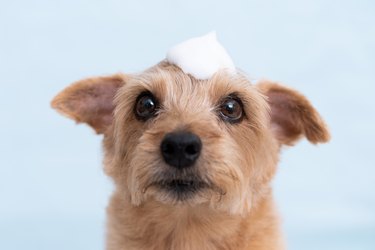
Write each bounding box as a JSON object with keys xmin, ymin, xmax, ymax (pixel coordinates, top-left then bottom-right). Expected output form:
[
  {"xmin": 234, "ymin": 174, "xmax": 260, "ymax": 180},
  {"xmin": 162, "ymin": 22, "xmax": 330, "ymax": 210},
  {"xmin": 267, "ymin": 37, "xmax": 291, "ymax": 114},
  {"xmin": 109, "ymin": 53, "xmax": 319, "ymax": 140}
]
[{"xmin": 52, "ymin": 61, "xmax": 330, "ymax": 250}]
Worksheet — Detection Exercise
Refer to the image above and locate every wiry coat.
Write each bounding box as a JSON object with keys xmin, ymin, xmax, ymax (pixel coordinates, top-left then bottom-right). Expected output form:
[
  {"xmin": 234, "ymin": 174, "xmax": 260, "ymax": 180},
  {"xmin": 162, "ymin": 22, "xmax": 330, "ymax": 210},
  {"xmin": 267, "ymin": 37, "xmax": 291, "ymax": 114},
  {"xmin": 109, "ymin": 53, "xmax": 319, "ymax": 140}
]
[{"xmin": 52, "ymin": 62, "xmax": 330, "ymax": 250}]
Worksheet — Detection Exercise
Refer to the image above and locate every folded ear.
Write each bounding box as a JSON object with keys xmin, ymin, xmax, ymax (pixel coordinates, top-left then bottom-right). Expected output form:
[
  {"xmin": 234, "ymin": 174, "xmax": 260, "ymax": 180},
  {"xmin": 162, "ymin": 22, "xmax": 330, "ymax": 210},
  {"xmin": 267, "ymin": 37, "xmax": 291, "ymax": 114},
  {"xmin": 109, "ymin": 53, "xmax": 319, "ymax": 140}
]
[
  {"xmin": 257, "ymin": 80, "xmax": 330, "ymax": 145},
  {"xmin": 51, "ymin": 74, "xmax": 126, "ymax": 134}
]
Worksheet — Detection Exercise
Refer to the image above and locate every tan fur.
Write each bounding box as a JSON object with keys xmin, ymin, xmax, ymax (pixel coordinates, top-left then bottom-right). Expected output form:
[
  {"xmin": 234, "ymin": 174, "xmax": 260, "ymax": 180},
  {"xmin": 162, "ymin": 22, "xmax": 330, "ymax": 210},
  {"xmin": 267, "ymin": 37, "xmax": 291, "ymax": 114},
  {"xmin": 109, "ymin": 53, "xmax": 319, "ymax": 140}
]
[{"xmin": 51, "ymin": 61, "xmax": 330, "ymax": 250}]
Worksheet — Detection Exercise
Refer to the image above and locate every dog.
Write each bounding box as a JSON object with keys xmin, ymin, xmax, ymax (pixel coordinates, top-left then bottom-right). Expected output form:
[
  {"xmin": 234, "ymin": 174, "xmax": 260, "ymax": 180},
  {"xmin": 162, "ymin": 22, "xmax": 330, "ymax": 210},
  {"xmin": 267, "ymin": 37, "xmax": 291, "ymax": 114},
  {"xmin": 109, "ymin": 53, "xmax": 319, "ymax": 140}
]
[{"xmin": 51, "ymin": 60, "xmax": 329, "ymax": 249}]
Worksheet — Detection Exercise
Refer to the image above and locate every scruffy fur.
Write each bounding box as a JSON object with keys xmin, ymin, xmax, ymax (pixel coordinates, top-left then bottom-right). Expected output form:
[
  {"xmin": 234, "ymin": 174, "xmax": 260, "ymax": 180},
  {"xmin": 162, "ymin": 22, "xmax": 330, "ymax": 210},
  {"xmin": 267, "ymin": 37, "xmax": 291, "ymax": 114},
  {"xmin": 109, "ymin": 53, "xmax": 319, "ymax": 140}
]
[{"xmin": 52, "ymin": 61, "xmax": 330, "ymax": 250}]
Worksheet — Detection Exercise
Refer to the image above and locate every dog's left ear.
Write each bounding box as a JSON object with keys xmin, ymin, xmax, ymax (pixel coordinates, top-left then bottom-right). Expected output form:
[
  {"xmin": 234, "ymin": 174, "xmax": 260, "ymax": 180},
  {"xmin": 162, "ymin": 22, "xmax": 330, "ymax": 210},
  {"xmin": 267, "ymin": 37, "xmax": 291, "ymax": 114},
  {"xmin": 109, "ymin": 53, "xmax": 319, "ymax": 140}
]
[
  {"xmin": 257, "ymin": 80, "xmax": 330, "ymax": 145},
  {"xmin": 51, "ymin": 74, "xmax": 126, "ymax": 134}
]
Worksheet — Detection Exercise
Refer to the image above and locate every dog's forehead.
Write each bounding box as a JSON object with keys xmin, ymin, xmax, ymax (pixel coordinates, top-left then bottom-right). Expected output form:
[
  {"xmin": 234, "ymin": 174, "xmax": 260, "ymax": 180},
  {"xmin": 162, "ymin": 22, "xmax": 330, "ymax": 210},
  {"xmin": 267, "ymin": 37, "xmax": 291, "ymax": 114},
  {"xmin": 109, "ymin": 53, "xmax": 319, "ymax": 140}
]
[{"xmin": 132, "ymin": 62, "xmax": 255, "ymax": 107}]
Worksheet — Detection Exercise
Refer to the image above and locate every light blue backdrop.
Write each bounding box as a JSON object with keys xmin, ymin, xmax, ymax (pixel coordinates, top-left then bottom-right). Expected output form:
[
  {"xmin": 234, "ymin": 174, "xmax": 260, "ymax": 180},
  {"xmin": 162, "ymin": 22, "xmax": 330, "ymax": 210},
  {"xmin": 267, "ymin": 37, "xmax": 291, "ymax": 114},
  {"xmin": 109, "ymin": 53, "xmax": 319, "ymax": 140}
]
[{"xmin": 0, "ymin": 1, "xmax": 374, "ymax": 249}]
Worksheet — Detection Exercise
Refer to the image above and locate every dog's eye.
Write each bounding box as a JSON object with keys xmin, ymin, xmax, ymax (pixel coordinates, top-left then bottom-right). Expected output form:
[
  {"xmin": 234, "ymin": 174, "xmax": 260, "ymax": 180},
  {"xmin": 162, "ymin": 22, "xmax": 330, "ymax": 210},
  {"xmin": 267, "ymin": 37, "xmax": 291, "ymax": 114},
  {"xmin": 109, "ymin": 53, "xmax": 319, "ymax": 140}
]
[
  {"xmin": 135, "ymin": 92, "xmax": 158, "ymax": 120},
  {"xmin": 219, "ymin": 97, "xmax": 243, "ymax": 123}
]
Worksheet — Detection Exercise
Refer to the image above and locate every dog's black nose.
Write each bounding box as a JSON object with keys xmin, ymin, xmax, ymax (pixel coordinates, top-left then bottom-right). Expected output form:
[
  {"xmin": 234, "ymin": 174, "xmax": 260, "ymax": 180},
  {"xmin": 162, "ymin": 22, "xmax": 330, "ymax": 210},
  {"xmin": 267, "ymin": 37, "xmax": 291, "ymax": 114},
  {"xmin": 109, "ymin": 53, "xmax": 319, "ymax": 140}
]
[{"xmin": 160, "ymin": 132, "xmax": 202, "ymax": 169}]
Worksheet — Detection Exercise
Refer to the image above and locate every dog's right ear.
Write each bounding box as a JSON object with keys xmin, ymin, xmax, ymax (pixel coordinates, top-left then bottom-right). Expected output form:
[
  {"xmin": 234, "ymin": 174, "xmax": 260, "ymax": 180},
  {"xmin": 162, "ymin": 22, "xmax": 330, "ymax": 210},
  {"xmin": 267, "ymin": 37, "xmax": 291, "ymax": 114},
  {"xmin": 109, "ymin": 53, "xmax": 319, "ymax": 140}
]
[{"xmin": 51, "ymin": 74, "xmax": 126, "ymax": 134}]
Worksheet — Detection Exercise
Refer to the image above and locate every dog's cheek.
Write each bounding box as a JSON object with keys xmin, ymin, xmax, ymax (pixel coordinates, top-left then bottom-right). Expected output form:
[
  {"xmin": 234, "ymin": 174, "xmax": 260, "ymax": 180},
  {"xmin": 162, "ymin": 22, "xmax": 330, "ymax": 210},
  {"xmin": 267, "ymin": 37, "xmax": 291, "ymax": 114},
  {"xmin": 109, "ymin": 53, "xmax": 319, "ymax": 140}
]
[
  {"xmin": 201, "ymin": 134, "xmax": 251, "ymax": 214},
  {"xmin": 126, "ymin": 130, "xmax": 166, "ymax": 205},
  {"xmin": 220, "ymin": 122, "xmax": 279, "ymax": 214},
  {"xmin": 100, "ymin": 114, "xmax": 148, "ymax": 200}
]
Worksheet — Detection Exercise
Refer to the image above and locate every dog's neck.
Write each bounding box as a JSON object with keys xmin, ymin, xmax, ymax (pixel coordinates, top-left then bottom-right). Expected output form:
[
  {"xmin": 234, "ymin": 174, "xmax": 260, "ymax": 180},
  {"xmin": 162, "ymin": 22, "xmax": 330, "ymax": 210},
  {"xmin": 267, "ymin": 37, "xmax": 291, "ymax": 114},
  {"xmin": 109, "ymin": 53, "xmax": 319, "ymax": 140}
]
[{"xmin": 106, "ymin": 191, "xmax": 283, "ymax": 250}]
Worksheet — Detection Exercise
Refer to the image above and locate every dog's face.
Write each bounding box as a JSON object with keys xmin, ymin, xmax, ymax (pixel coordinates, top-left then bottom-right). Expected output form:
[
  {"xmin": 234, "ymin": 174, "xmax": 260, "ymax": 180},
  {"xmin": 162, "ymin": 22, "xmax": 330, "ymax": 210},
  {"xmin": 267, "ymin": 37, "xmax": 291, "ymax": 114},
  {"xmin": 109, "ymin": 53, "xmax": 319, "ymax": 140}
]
[
  {"xmin": 111, "ymin": 63, "xmax": 277, "ymax": 214},
  {"xmin": 52, "ymin": 62, "xmax": 329, "ymax": 215}
]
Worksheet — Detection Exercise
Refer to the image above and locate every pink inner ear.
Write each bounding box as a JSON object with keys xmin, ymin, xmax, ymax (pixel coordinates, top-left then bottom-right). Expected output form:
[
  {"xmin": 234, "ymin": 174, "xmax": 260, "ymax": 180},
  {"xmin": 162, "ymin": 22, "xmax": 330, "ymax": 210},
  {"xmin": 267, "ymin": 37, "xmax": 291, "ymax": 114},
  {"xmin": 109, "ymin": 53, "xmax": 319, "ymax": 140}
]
[
  {"xmin": 52, "ymin": 75, "xmax": 125, "ymax": 134},
  {"xmin": 83, "ymin": 84, "xmax": 118, "ymax": 130},
  {"xmin": 267, "ymin": 91, "xmax": 304, "ymax": 144},
  {"xmin": 82, "ymin": 79, "xmax": 124, "ymax": 133}
]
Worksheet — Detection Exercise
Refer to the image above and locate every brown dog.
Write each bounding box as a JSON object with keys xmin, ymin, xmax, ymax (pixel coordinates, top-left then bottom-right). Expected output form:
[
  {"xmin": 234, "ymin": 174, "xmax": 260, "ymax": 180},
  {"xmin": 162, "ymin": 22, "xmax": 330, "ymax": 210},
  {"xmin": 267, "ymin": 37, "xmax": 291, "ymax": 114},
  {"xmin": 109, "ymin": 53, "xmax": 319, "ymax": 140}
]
[{"xmin": 52, "ymin": 61, "xmax": 329, "ymax": 250}]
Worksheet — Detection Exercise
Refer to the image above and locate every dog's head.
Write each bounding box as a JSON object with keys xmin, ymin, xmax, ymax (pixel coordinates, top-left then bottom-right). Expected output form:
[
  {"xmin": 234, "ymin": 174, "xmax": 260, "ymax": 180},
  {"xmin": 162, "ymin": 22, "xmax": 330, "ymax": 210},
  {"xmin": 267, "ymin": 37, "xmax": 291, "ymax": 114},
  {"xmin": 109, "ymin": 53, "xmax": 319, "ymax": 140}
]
[{"xmin": 52, "ymin": 61, "xmax": 329, "ymax": 214}]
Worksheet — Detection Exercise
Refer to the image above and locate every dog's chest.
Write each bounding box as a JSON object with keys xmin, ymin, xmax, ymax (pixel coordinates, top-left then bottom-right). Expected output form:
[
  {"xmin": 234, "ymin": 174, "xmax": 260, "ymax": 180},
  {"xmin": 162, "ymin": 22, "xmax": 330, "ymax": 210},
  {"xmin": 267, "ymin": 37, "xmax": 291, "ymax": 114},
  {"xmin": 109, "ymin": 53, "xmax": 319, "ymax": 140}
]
[{"xmin": 107, "ymin": 198, "xmax": 248, "ymax": 250}]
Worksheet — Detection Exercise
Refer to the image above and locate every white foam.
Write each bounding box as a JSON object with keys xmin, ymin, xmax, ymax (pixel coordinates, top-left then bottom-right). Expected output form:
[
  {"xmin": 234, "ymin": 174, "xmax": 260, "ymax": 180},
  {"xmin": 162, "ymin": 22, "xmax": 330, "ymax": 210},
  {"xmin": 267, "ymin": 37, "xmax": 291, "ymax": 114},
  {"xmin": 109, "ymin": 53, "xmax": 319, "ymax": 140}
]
[{"xmin": 166, "ymin": 32, "xmax": 235, "ymax": 80}]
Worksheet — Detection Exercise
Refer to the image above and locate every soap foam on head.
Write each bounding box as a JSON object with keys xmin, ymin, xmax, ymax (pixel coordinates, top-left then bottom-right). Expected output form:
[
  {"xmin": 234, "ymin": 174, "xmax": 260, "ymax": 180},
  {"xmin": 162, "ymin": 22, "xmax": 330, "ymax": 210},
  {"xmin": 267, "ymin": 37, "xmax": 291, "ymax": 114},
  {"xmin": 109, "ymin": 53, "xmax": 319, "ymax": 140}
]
[{"xmin": 166, "ymin": 32, "xmax": 236, "ymax": 80}]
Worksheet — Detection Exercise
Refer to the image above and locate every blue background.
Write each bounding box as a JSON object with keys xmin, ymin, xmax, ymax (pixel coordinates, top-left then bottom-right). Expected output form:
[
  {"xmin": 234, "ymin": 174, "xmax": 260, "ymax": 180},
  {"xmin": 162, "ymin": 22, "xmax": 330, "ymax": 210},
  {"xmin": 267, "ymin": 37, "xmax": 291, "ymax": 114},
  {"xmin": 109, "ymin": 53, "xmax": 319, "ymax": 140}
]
[{"xmin": 1, "ymin": 0, "xmax": 374, "ymax": 249}]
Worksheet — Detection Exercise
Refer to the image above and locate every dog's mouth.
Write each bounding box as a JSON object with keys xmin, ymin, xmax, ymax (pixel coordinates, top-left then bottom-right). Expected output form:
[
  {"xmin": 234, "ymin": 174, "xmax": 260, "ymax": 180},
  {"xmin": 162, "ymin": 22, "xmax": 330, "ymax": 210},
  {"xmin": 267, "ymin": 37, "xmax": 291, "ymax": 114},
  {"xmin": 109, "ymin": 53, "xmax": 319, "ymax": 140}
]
[
  {"xmin": 160, "ymin": 179, "xmax": 205, "ymax": 192},
  {"xmin": 155, "ymin": 179, "xmax": 208, "ymax": 200}
]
